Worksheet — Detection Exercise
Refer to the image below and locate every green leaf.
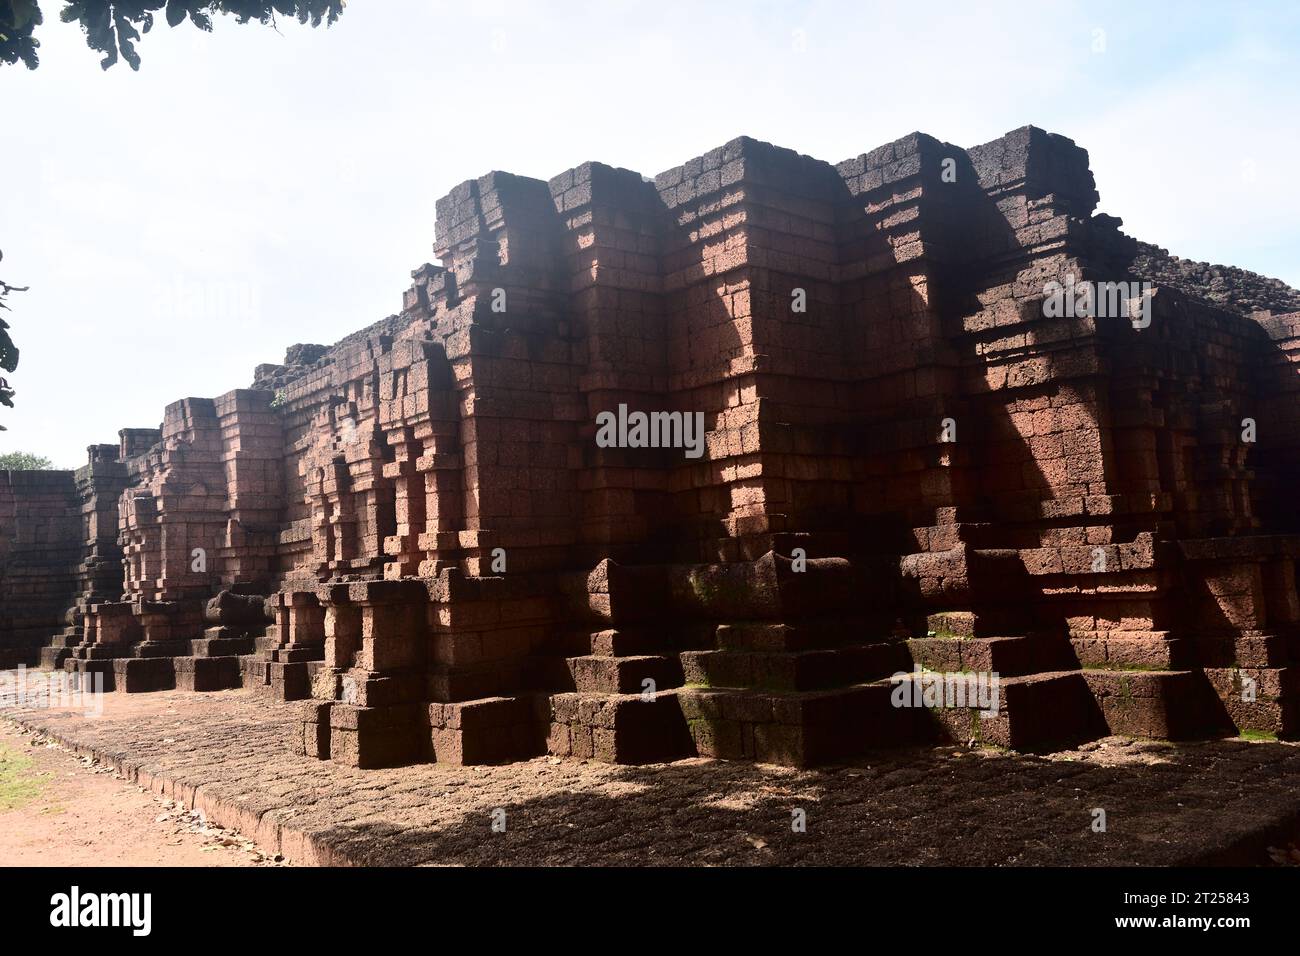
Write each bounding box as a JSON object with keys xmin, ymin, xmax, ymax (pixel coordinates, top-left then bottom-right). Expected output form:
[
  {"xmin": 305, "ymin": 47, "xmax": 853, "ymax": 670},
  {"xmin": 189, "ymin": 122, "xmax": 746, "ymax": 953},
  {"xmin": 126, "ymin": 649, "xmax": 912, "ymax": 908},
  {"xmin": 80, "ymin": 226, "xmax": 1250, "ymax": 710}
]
[
  {"xmin": 0, "ymin": 337, "xmax": 19, "ymax": 374},
  {"xmin": 9, "ymin": 2, "xmax": 345, "ymax": 71}
]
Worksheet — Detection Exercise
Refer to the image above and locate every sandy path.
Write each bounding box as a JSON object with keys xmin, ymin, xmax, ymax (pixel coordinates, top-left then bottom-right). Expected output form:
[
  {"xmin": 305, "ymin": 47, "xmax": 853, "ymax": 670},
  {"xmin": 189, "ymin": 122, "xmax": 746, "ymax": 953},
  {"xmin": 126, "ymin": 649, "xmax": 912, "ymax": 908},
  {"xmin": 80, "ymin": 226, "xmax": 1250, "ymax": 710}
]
[{"xmin": 0, "ymin": 719, "xmax": 283, "ymax": 867}]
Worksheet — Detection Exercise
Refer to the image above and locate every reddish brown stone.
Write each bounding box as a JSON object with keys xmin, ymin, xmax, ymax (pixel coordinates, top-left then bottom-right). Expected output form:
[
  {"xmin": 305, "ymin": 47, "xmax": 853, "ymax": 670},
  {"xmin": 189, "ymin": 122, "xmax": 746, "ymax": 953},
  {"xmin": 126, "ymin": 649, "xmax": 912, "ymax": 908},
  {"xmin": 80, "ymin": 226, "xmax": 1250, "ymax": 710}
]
[{"xmin": 5, "ymin": 126, "xmax": 1300, "ymax": 766}]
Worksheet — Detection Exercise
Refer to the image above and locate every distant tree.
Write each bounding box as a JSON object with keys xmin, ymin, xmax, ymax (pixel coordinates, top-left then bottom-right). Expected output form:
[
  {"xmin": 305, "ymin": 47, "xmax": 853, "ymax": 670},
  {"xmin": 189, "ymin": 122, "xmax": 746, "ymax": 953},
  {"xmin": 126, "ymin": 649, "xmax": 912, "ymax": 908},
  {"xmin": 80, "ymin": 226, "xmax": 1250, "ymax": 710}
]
[
  {"xmin": 1, "ymin": 1, "xmax": 344, "ymax": 71},
  {"xmin": 0, "ymin": 450, "xmax": 54, "ymax": 469}
]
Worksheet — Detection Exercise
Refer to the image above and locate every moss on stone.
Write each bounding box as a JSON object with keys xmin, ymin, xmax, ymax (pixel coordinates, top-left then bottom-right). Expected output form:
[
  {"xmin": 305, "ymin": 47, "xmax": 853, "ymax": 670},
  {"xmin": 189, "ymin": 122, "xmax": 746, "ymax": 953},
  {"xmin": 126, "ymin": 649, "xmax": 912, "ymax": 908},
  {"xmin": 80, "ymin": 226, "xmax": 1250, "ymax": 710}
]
[{"xmin": 1238, "ymin": 728, "xmax": 1278, "ymax": 742}]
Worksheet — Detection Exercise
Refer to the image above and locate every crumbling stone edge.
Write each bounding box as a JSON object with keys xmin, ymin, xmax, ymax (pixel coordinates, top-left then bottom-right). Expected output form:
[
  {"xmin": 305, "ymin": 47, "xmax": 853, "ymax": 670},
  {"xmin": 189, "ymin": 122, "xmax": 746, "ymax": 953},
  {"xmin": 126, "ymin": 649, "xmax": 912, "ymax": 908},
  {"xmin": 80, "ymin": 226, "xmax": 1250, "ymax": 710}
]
[
  {"xmin": 2, "ymin": 712, "xmax": 358, "ymax": 867},
  {"xmin": 8, "ymin": 711, "xmax": 1300, "ymax": 866}
]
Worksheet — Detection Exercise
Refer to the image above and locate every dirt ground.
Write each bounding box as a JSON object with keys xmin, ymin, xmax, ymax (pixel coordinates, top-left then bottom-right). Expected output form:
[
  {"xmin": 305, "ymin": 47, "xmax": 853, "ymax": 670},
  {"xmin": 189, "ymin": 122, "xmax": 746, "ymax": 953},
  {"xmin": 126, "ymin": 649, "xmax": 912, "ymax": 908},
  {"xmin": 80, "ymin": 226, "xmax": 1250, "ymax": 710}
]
[
  {"xmin": 0, "ymin": 720, "xmax": 283, "ymax": 867},
  {"xmin": 4, "ymin": 689, "xmax": 1300, "ymax": 866}
]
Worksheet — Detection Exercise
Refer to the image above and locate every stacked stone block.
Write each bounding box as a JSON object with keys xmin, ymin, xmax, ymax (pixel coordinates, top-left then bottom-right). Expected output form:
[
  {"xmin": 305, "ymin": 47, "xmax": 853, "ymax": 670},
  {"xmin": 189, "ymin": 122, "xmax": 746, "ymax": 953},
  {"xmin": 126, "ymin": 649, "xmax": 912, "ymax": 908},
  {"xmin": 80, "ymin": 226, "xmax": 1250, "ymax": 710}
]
[
  {"xmin": 37, "ymin": 441, "xmax": 139, "ymax": 669},
  {"xmin": 0, "ymin": 469, "xmax": 80, "ymax": 668},
  {"xmin": 9, "ymin": 124, "xmax": 1300, "ymax": 765}
]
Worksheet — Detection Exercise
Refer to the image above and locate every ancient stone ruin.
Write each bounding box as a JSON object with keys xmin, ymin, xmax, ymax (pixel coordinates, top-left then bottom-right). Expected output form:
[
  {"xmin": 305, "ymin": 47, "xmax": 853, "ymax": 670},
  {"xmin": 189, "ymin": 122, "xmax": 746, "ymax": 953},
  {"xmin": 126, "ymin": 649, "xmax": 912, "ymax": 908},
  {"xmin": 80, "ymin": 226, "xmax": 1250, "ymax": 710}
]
[{"xmin": 3, "ymin": 126, "xmax": 1299, "ymax": 768}]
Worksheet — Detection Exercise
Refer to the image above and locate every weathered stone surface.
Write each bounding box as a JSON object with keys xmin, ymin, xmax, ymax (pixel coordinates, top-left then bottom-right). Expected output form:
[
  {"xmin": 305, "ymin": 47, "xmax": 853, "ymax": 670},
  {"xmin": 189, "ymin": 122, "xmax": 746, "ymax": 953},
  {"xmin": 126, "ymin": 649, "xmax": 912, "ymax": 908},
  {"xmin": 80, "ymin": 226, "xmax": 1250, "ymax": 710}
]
[{"xmin": 204, "ymin": 590, "xmax": 270, "ymax": 625}]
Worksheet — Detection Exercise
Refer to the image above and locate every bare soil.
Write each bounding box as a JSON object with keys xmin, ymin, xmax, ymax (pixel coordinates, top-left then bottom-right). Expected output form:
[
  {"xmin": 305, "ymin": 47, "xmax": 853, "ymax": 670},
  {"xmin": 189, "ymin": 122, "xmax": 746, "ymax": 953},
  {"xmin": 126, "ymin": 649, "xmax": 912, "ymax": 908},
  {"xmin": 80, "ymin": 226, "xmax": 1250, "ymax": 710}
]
[{"xmin": 0, "ymin": 719, "xmax": 283, "ymax": 867}]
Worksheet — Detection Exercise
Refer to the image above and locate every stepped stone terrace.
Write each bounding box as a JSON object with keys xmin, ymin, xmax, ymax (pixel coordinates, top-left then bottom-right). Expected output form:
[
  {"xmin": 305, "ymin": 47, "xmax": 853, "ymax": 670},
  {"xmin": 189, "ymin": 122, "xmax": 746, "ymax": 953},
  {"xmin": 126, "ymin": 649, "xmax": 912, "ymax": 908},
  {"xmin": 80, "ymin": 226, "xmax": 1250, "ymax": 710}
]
[{"xmin": 3, "ymin": 125, "xmax": 1300, "ymax": 769}]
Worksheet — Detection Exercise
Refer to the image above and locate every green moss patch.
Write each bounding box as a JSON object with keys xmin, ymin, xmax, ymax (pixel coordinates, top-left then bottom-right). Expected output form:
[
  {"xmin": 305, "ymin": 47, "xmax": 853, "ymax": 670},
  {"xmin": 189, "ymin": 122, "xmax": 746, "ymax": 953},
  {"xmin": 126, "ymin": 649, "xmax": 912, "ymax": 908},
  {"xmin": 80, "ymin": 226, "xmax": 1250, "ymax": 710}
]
[
  {"xmin": 1238, "ymin": 728, "xmax": 1279, "ymax": 742},
  {"xmin": 0, "ymin": 744, "xmax": 46, "ymax": 811}
]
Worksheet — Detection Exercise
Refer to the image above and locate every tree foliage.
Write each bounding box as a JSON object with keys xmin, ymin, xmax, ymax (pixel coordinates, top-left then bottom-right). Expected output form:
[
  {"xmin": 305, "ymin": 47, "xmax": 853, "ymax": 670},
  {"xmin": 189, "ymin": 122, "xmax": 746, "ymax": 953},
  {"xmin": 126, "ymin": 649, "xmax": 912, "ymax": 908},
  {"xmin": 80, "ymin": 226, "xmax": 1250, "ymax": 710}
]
[
  {"xmin": 0, "ymin": 450, "xmax": 54, "ymax": 470},
  {"xmin": 1, "ymin": 1, "xmax": 344, "ymax": 70},
  {"xmin": 0, "ymin": 250, "xmax": 25, "ymax": 431},
  {"xmin": 0, "ymin": 2, "xmax": 43, "ymax": 69}
]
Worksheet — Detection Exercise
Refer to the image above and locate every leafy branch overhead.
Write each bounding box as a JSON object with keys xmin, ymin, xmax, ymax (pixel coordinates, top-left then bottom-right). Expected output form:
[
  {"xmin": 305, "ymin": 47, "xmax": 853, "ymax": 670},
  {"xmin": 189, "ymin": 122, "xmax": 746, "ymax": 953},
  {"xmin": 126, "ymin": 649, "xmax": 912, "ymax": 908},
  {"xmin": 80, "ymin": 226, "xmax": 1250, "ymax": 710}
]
[
  {"xmin": 0, "ymin": 1, "xmax": 344, "ymax": 71},
  {"xmin": 1, "ymin": 250, "xmax": 25, "ymax": 428}
]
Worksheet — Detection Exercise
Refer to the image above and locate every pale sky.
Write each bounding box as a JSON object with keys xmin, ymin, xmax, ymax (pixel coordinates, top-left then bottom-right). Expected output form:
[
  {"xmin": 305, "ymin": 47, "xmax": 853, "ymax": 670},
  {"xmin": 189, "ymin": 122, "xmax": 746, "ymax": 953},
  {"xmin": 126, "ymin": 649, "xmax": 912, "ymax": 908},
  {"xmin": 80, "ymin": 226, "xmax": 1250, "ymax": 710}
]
[{"xmin": 3, "ymin": 0, "xmax": 1298, "ymax": 467}]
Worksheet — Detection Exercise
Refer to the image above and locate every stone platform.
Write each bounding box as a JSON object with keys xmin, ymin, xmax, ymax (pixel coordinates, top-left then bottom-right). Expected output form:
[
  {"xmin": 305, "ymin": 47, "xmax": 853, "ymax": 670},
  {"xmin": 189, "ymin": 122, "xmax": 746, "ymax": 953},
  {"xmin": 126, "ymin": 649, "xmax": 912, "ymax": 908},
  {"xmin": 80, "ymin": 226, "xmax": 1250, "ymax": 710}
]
[{"xmin": 6, "ymin": 690, "xmax": 1300, "ymax": 866}]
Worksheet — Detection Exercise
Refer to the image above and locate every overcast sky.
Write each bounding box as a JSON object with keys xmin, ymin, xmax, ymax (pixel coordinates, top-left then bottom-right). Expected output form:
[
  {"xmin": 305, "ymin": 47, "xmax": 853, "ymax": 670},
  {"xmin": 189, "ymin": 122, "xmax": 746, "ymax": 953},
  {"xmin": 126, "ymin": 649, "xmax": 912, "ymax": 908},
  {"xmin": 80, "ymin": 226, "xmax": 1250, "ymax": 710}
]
[{"xmin": 3, "ymin": 0, "xmax": 1298, "ymax": 467}]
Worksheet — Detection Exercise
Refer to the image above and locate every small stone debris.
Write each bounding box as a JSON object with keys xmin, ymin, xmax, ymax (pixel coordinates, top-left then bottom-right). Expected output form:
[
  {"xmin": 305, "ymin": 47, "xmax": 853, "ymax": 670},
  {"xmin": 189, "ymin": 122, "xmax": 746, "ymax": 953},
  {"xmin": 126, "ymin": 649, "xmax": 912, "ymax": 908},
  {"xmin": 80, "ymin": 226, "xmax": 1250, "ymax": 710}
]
[
  {"xmin": 1266, "ymin": 843, "xmax": 1300, "ymax": 866},
  {"xmin": 25, "ymin": 725, "xmax": 288, "ymax": 867}
]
